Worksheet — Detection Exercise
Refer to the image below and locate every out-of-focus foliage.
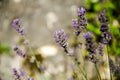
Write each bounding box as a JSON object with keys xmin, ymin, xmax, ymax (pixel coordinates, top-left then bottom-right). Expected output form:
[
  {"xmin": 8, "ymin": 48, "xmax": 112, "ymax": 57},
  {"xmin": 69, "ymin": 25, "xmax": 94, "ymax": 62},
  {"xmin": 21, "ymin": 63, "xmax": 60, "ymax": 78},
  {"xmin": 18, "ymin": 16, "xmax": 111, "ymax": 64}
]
[
  {"xmin": 84, "ymin": 0, "xmax": 120, "ymax": 55},
  {"xmin": 0, "ymin": 42, "xmax": 10, "ymax": 54}
]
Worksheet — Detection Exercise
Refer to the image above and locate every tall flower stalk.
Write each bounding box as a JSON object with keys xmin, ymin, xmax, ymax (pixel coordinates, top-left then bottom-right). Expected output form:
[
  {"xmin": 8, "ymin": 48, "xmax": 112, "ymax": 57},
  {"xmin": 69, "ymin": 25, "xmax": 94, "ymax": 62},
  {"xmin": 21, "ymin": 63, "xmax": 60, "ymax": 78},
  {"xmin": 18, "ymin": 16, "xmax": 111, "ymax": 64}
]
[
  {"xmin": 54, "ymin": 29, "xmax": 88, "ymax": 80},
  {"xmin": 98, "ymin": 9, "xmax": 112, "ymax": 80},
  {"xmin": 84, "ymin": 32, "xmax": 101, "ymax": 80},
  {"xmin": 12, "ymin": 18, "xmax": 41, "ymax": 70},
  {"xmin": 72, "ymin": 7, "xmax": 87, "ymax": 36}
]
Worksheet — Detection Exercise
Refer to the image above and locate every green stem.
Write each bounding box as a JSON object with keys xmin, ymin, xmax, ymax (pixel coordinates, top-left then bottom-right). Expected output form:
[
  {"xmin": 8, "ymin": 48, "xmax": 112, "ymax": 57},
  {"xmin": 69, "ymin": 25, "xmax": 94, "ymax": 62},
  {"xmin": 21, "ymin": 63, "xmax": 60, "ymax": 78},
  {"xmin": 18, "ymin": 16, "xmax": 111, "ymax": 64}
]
[
  {"xmin": 72, "ymin": 56, "xmax": 87, "ymax": 80},
  {"xmin": 107, "ymin": 46, "xmax": 112, "ymax": 80},
  {"xmin": 95, "ymin": 63, "xmax": 101, "ymax": 80},
  {"xmin": 80, "ymin": 51, "xmax": 87, "ymax": 79},
  {"xmin": 23, "ymin": 35, "xmax": 40, "ymax": 68}
]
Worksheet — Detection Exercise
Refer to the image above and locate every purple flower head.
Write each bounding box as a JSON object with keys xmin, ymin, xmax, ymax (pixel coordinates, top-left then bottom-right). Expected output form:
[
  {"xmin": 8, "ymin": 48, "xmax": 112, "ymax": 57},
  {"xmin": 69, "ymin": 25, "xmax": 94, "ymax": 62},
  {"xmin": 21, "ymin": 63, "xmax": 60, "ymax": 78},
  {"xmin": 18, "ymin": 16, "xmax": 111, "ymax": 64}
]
[
  {"xmin": 14, "ymin": 45, "xmax": 26, "ymax": 58},
  {"xmin": 79, "ymin": 19, "xmax": 87, "ymax": 27},
  {"xmin": 54, "ymin": 29, "xmax": 68, "ymax": 48},
  {"xmin": 72, "ymin": 19, "xmax": 79, "ymax": 29},
  {"xmin": 12, "ymin": 18, "xmax": 25, "ymax": 35},
  {"xmin": 12, "ymin": 68, "xmax": 21, "ymax": 80},
  {"xmin": 12, "ymin": 18, "xmax": 20, "ymax": 27},
  {"xmin": 72, "ymin": 19, "xmax": 81, "ymax": 36},
  {"xmin": 19, "ymin": 27, "xmax": 25, "ymax": 35},
  {"xmin": 101, "ymin": 32, "xmax": 111, "ymax": 44},
  {"xmin": 100, "ymin": 23, "xmax": 108, "ymax": 32},
  {"xmin": 77, "ymin": 7, "xmax": 86, "ymax": 17},
  {"xmin": 84, "ymin": 32, "xmax": 93, "ymax": 41},
  {"xmin": 75, "ymin": 31, "xmax": 80, "ymax": 36},
  {"xmin": 98, "ymin": 9, "xmax": 108, "ymax": 23}
]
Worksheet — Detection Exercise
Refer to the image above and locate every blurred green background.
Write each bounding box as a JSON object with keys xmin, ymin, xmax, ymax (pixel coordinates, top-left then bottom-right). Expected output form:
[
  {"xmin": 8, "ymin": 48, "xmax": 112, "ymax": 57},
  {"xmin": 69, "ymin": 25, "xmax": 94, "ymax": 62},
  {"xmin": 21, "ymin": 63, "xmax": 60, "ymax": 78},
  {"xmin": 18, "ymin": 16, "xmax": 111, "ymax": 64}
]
[{"xmin": 84, "ymin": 0, "xmax": 120, "ymax": 55}]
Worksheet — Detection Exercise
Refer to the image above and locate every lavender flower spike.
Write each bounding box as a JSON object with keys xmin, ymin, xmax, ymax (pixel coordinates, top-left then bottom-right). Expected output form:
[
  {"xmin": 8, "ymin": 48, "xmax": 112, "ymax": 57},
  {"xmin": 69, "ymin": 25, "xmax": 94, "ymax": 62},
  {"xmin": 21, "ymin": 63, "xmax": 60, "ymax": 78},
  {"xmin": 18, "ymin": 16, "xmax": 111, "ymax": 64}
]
[
  {"xmin": 54, "ymin": 29, "xmax": 68, "ymax": 53},
  {"xmin": 12, "ymin": 68, "xmax": 21, "ymax": 80},
  {"xmin": 84, "ymin": 32, "xmax": 94, "ymax": 42},
  {"xmin": 77, "ymin": 7, "xmax": 86, "ymax": 17},
  {"xmin": 12, "ymin": 18, "xmax": 20, "ymax": 27},
  {"xmin": 72, "ymin": 19, "xmax": 79, "ymax": 29},
  {"xmin": 54, "ymin": 29, "xmax": 68, "ymax": 47},
  {"xmin": 84, "ymin": 32, "xmax": 98, "ymax": 63},
  {"xmin": 12, "ymin": 18, "xmax": 25, "ymax": 35},
  {"xmin": 72, "ymin": 19, "xmax": 81, "ymax": 36},
  {"xmin": 14, "ymin": 45, "xmax": 26, "ymax": 58}
]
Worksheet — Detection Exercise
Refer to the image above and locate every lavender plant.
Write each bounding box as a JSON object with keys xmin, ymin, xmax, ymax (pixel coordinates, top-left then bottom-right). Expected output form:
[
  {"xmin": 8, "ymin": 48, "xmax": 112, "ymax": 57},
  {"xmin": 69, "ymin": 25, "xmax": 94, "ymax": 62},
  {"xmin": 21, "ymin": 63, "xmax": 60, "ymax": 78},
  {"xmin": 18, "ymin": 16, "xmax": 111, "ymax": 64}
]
[
  {"xmin": 12, "ymin": 68, "xmax": 34, "ymax": 80},
  {"xmin": 11, "ymin": 18, "xmax": 45, "ymax": 80},
  {"xmin": 72, "ymin": 7, "xmax": 87, "ymax": 36},
  {"xmin": 10, "ymin": 6, "xmax": 120, "ymax": 80},
  {"xmin": 54, "ymin": 6, "xmax": 120, "ymax": 80}
]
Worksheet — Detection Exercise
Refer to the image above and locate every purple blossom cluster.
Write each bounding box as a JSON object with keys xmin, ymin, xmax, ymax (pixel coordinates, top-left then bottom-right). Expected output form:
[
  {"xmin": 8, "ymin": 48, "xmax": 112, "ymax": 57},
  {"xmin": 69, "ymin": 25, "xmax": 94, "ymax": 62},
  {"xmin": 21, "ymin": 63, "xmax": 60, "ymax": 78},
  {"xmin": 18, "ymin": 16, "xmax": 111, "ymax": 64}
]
[
  {"xmin": 54, "ymin": 29, "xmax": 68, "ymax": 53},
  {"xmin": 98, "ymin": 9, "xmax": 111, "ymax": 44},
  {"xmin": 109, "ymin": 58, "xmax": 120, "ymax": 75},
  {"xmin": 12, "ymin": 18, "xmax": 25, "ymax": 35},
  {"xmin": 11, "ymin": 18, "xmax": 41, "ymax": 80},
  {"xmin": 72, "ymin": 7, "xmax": 87, "ymax": 36},
  {"xmin": 84, "ymin": 32, "xmax": 98, "ymax": 63},
  {"xmin": 97, "ymin": 43, "xmax": 104, "ymax": 56},
  {"xmin": 12, "ymin": 68, "xmax": 34, "ymax": 80},
  {"xmin": 12, "ymin": 68, "xmax": 21, "ymax": 80},
  {"xmin": 14, "ymin": 45, "xmax": 26, "ymax": 58},
  {"xmin": 53, "ymin": 6, "xmax": 120, "ymax": 80}
]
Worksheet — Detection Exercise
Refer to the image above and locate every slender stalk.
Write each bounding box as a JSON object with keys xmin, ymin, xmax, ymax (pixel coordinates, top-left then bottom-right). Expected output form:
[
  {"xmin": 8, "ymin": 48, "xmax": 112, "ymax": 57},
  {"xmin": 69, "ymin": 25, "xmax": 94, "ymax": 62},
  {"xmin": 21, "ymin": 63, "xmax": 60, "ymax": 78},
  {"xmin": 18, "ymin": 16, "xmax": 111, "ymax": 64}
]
[
  {"xmin": 94, "ymin": 63, "xmax": 101, "ymax": 80},
  {"xmin": 72, "ymin": 56, "xmax": 88, "ymax": 80},
  {"xmin": 23, "ymin": 35, "xmax": 40, "ymax": 68},
  {"xmin": 80, "ymin": 49, "xmax": 88, "ymax": 79},
  {"xmin": 106, "ymin": 46, "xmax": 112, "ymax": 80}
]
